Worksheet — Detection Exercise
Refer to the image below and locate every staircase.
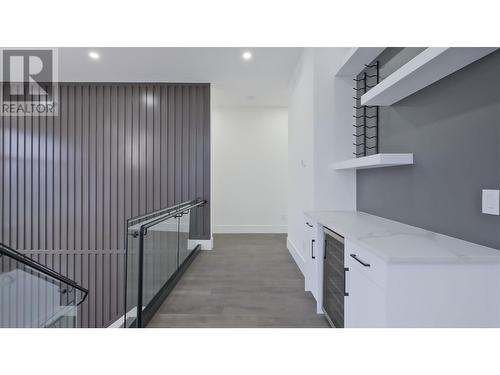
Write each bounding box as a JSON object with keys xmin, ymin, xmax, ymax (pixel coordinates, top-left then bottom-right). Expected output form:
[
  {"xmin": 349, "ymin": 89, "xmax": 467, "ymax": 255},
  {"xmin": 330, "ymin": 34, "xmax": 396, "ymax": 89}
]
[{"xmin": 0, "ymin": 243, "xmax": 88, "ymax": 328}]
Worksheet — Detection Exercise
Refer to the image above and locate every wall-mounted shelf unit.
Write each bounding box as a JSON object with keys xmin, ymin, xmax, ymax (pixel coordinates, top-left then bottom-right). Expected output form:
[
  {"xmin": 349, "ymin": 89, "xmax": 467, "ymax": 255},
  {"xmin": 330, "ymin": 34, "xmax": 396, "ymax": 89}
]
[
  {"xmin": 332, "ymin": 153, "xmax": 414, "ymax": 170},
  {"xmin": 335, "ymin": 47, "xmax": 385, "ymax": 77},
  {"xmin": 361, "ymin": 47, "xmax": 497, "ymax": 106}
]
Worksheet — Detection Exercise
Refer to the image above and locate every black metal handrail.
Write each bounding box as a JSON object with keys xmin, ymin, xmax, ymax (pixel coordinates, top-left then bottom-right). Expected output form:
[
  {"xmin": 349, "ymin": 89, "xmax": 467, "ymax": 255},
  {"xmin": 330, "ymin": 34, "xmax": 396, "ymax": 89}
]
[
  {"xmin": 141, "ymin": 199, "xmax": 206, "ymax": 231},
  {"xmin": 0, "ymin": 242, "xmax": 89, "ymax": 306},
  {"xmin": 127, "ymin": 199, "xmax": 203, "ymax": 227}
]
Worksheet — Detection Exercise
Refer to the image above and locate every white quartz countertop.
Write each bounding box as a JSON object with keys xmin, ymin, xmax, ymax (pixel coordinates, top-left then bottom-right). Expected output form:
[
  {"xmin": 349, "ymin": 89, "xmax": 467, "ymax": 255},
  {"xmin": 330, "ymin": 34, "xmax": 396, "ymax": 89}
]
[{"xmin": 305, "ymin": 210, "xmax": 500, "ymax": 264}]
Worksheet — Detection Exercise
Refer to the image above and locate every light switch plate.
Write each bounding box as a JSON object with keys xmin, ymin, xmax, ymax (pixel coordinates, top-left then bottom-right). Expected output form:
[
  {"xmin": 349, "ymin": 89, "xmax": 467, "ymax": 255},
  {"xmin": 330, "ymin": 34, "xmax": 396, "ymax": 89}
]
[{"xmin": 482, "ymin": 189, "xmax": 500, "ymax": 215}]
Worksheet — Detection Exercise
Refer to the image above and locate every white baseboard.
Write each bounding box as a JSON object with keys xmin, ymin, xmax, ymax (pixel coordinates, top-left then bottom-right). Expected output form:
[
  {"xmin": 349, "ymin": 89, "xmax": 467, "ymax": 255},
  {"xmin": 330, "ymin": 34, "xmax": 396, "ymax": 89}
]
[
  {"xmin": 188, "ymin": 238, "xmax": 213, "ymax": 250},
  {"xmin": 213, "ymin": 225, "xmax": 287, "ymax": 234},
  {"xmin": 107, "ymin": 306, "xmax": 144, "ymax": 328},
  {"xmin": 287, "ymin": 237, "xmax": 306, "ymax": 276}
]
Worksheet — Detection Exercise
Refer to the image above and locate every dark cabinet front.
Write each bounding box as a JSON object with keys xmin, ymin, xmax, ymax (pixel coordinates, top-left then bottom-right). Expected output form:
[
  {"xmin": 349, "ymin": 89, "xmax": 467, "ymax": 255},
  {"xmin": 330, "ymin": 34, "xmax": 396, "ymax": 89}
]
[{"xmin": 323, "ymin": 228, "xmax": 346, "ymax": 328}]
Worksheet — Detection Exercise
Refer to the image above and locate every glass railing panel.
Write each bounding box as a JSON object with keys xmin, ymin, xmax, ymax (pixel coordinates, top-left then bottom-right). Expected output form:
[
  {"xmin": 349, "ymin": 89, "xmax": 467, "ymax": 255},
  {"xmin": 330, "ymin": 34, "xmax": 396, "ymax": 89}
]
[
  {"xmin": 123, "ymin": 198, "xmax": 206, "ymax": 327},
  {"xmin": 178, "ymin": 210, "xmax": 192, "ymax": 266},
  {"xmin": 142, "ymin": 215, "xmax": 179, "ymax": 307},
  {"xmin": 0, "ymin": 255, "xmax": 79, "ymax": 328}
]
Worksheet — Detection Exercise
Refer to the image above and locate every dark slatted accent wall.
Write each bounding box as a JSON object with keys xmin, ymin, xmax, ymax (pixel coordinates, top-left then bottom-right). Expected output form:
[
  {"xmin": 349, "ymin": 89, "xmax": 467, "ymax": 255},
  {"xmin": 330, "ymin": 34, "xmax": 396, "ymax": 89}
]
[{"xmin": 0, "ymin": 83, "xmax": 211, "ymax": 327}]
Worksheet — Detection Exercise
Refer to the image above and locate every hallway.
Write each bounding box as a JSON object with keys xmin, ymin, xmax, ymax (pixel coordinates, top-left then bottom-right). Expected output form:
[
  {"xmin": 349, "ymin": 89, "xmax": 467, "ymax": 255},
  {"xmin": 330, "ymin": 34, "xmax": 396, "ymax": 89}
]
[{"xmin": 148, "ymin": 234, "xmax": 329, "ymax": 328}]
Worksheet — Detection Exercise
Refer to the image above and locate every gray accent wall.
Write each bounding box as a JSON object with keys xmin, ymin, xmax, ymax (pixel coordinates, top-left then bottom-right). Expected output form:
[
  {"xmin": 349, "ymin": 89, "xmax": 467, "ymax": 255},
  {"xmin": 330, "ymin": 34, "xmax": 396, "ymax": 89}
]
[
  {"xmin": 357, "ymin": 49, "xmax": 500, "ymax": 250},
  {"xmin": 0, "ymin": 83, "xmax": 211, "ymax": 327}
]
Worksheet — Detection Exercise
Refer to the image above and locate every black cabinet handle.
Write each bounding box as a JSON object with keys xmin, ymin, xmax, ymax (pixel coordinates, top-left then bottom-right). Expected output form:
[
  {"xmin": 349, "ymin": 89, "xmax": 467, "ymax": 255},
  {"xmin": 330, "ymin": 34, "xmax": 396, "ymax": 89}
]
[
  {"xmin": 305, "ymin": 222, "xmax": 313, "ymax": 228},
  {"xmin": 311, "ymin": 239, "xmax": 315, "ymax": 259},
  {"xmin": 344, "ymin": 267, "xmax": 349, "ymax": 296},
  {"xmin": 323, "ymin": 239, "xmax": 327, "ymax": 259},
  {"xmin": 350, "ymin": 254, "xmax": 371, "ymax": 267}
]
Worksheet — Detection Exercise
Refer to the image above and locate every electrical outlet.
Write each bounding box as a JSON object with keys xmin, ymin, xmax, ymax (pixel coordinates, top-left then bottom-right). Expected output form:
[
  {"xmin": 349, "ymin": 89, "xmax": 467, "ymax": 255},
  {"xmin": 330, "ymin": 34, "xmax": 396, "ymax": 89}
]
[{"xmin": 482, "ymin": 189, "xmax": 500, "ymax": 215}]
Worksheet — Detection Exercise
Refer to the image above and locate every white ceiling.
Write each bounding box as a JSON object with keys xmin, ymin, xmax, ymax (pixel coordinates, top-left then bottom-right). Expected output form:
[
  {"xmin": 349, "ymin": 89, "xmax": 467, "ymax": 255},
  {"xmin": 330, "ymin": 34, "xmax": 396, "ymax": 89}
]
[{"xmin": 58, "ymin": 47, "xmax": 302, "ymax": 107}]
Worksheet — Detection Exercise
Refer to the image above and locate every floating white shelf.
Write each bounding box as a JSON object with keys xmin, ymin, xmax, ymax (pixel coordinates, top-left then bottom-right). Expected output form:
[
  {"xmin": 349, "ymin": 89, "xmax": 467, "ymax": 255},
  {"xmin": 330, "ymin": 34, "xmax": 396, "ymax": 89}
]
[
  {"xmin": 335, "ymin": 47, "xmax": 385, "ymax": 77},
  {"xmin": 332, "ymin": 153, "xmax": 414, "ymax": 170},
  {"xmin": 361, "ymin": 47, "xmax": 497, "ymax": 106}
]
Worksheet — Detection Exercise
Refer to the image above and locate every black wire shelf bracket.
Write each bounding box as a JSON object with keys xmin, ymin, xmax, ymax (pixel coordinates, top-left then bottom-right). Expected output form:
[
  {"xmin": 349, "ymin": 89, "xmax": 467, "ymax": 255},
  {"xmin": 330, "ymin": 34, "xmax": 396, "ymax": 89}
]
[
  {"xmin": 352, "ymin": 60, "xmax": 380, "ymax": 158},
  {"xmin": 353, "ymin": 84, "xmax": 376, "ymax": 91}
]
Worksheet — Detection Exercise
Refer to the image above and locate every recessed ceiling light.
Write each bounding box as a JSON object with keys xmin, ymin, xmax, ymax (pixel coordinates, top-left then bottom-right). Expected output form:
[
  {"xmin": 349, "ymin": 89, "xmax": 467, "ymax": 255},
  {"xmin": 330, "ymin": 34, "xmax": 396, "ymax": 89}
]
[
  {"xmin": 242, "ymin": 51, "xmax": 252, "ymax": 60},
  {"xmin": 89, "ymin": 51, "xmax": 100, "ymax": 60}
]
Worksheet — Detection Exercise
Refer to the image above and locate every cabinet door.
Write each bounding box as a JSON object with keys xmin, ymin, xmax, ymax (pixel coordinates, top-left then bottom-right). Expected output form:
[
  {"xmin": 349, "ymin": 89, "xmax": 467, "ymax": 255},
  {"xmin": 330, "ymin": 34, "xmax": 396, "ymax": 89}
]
[
  {"xmin": 303, "ymin": 219, "xmax": 317, "ymax": 295},
  {"xmin": 344, "ymin": 258, "xmax": 386, "ymax": 328}
]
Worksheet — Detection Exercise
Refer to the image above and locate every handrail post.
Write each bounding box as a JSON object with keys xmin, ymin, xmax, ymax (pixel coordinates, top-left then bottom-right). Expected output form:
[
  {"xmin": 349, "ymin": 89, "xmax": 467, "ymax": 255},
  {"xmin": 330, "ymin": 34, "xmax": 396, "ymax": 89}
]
[{"xmin": 136, "ymin": 226, "xmax": 145, "ymax": 328}]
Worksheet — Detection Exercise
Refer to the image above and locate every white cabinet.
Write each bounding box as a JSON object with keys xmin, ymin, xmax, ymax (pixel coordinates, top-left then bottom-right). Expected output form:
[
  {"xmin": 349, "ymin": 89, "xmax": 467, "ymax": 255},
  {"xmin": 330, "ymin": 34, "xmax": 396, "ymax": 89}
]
[
  {"xmin": 319, "ymin": 234, "xmax": 386, "ymax": 327},
  {"xmin": 314, "ymin": 226, "xmax": 500, "ymax": 327},
  {"xmin": 303, "ymin": 217, "xmax": 320, "ymax": 301},
  {"xmin": 303, "ymin": 211, "xmax": 500, "ymax": 327},
  {"xmin": 344, "ymin": 254, "xmax": 386, "ymax": 328}
]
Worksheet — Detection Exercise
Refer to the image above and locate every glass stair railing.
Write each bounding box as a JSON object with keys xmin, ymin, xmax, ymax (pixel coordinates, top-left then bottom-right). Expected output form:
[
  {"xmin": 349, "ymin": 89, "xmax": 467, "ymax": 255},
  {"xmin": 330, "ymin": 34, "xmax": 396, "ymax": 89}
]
[
  {"xmin": 0, "ymin": 243, "xmax": 88, "ymax": 328},
  {"xmin": 124, "ymin": 198, "xmax": 207, "ymax": 328}
]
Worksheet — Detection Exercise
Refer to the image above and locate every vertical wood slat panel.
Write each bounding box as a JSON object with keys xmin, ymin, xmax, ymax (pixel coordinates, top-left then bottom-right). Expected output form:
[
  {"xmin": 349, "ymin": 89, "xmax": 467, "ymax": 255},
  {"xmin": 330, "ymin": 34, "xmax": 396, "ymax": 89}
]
[
  {"xmin": 0, "ymin": 115, "xmax": 4, "ymax": 243},
  {"xmin": 67, "ymin": 85, "xmax": 75, "ymax": 251},
  {"xmin": 202, "ymin": 85, "xmax": 211, "ymax": 237},
  {"xmin": 11, "ymin": 115, "xmax": 18, "ymax": 248},
  {"xmin": 81, "ymin": 253, "xmax": 89, "ymax": 328},
  {"xmin": 196, "ymin": 86, "xmax": 204, "ymax": 236},
  {"xmin": 46, "ymin": 101, "xmax": 54, "ymax": 250},
  {"xmin": 81, "ymin": 85, "xmax": 90, "ymax": 251},
  {"xmin": 75, "ymin": 85, "xmax": 83, "ymax": 251},
  {"xmin": 2, "ymin": 115, "xmax": 7, "ymax": 244},
  {"xmin": 182, "ymin": 86, "xmax": 189, "ymax": 202},
  {"xmin": 59, "ymin": 86, "xmax": 67, "ymax": 251},
  {"xmin": 102, "ymin": 87, "xmax": 111, "ymax": 326},
  {"xmin": 110, "ymin": 86, "xmax": 118, "ymax": 251},
  {"xmin": 17, "ymin": 113, "xmax": 24, "ymax": 250},
  {"xmin": 1, "ymin": 83, "xmax": 210, "ymax": 327},
  {"xmin": 52, "ymin": 96, "xmax": 60, "ymax": 250},
  {"xmin": 167, "ymin": 86, "xmax": 176, "ymax": 207},
  {"xmin": 132, "ymin": 86, "xmax": 140, "ymax": 218},
  {"xmin": 153, "ymin": 86, "xmax": 161, "ymax": 210},
  {"xmin": 146, "ymin": 86, "xmax": 154, "ymax": 213},
  {"xmin": 160, "ymin": 86, "xmax": 168, "ymax": 207},
  {"xmin": 89, "ymin": 86, "xmax": 97, "ymax": 251},
  {"xmin": 175, "ymin": 86, "xmax": 183, "ymax": 204},
  {"xmin": 103, "ymin": 86, "xmax": 111, "ymax": 251},
  {"xmin": 95, "ymin": 86, "xmax": 104, "ymax": 251},
  {"xmin": 139, "ymin": 86, "xmax": 147, "ymax": 215},
  {"xmin": 25, "ymin": 114, "xmax": 33, "ymax": 249}
]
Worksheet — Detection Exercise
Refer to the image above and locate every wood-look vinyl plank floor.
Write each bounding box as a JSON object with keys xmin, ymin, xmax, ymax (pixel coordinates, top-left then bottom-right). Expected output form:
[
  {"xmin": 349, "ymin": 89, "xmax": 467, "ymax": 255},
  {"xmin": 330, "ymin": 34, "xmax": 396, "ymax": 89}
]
[{"xmin": 147, "ymin": 234, "xmax": 329, "ymax": 328}]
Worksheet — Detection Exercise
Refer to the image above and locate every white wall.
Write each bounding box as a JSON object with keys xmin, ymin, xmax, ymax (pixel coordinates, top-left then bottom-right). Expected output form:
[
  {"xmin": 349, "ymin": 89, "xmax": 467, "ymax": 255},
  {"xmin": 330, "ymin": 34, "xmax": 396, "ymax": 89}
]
[
  {"xmin": 212, "ymin": 107, "xmax": 288, "ymax": 233},
  {"xmin": 287, "ymin": 49, "xmax": 315, "ymax": 272},
  {"xmin": 287, "ymin": 48, "xmax": 357, "ymax": 274},
  {"xmin": 313, "ymin": 48, "xmax": 357, "ymax": 210}
]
